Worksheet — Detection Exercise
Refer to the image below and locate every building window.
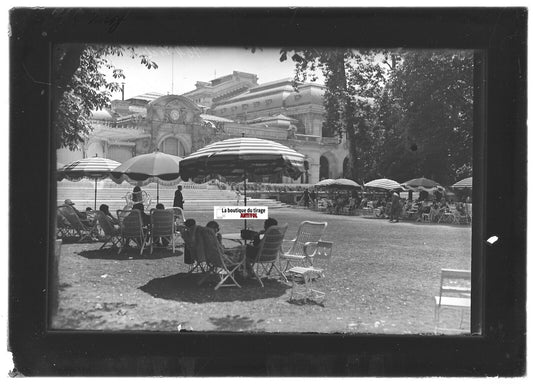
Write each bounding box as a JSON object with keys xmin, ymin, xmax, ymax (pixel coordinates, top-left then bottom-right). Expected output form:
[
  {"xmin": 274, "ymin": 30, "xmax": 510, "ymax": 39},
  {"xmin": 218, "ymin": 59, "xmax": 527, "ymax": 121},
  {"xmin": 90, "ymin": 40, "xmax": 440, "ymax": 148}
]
[
  {"xmin": 242, "ymin": 104, "xmax": 248, "ymax": 110},
  {"xmin": 253, "ymin": 101, "xmax": 260, "ymax": 107},
  {"xmin": 266, "ymin": 99, "xmax": 272, "ymax": 105}
]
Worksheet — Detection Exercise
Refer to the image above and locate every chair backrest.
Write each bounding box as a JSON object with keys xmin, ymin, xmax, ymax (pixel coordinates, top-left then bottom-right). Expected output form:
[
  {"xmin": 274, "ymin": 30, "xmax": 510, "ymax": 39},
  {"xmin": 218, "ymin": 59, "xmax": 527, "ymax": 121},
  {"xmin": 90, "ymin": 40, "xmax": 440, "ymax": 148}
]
[
  {"xmin": 438, "ymin": 269, "xmax": 471, "ymax": 298},
  {"xmin": 287, "ymin": 221, "xmax": 328, "ymax": 256},
  {"xmin": 196, "ymin": 226, "xmax": 225, "ymax": 266},
  {"xmin": 117, "ymin": 210, "xmax": 144, "ymax": 238},
  {"xmin": 256, "ymin": 224, "xmax": 289, "ymax": 263},
  {"xmin": 57, "ymin": 205, "xmax": 86, "ymax": 231},
  {"xmin": 177, "ymin": 224, "xmax": 199, "ymax": 264},
  {"xmin": 172, "ymin": 207, "xmax": 185, "ymax": 225},
  {"xmin": 56, "ymin": 207, "xmax": 69, "ymax": 227},
  {"xmin": 150, "ymin": 208, "xmax": 175, "ymax": 237},
  {"xmin": 94, "ymin": 211, "xmax": 117, "ymax": 236}
]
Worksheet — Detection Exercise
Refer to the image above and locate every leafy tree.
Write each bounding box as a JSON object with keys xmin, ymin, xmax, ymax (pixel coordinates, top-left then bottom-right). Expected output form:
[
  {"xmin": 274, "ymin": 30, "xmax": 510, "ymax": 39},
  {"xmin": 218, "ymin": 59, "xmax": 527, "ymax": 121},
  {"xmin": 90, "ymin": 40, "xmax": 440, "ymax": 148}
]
[
  {"xmin": 377, "ymin": 50, "xmax": 473, "ymax": 184},
  {"xmin": 280, "ymin": 48, "xmax": 390, "ymax": 182},
  {"xmin": 53, "ymin": 45, "xmax": 158, "ymax": 150}
]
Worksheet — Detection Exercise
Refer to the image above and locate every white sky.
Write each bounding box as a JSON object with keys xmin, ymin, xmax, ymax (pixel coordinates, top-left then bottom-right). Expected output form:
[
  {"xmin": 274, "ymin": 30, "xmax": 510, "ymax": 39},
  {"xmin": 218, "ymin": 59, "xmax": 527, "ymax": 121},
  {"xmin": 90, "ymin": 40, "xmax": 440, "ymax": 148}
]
[{"xmin": 104, "ymin": 46, "xmax": 312, "ymax": 100}]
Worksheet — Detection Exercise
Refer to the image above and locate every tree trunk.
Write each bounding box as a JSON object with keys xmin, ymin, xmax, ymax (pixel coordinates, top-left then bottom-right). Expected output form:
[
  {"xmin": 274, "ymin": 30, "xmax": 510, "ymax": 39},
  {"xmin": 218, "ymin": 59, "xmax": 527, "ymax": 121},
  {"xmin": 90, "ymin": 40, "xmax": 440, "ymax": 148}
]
[{"xmin": 330, "ymin": 50, "xmax": 358, "ymax": 181}]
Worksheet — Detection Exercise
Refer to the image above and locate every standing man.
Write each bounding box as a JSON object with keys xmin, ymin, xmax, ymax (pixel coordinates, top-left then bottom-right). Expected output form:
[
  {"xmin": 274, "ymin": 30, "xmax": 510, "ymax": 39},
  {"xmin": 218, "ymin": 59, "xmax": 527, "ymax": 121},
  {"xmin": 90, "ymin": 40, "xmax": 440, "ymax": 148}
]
[
  {"xmin": 302, "ymin": 188, "xmax": 310, "ymax": 208},
  {"xmin": 173, "ymin": 185, "xmax": 184, "ymax": 209},
  {"xmin": 309, "ymin": 189, "xmax": 317, "ymax": 208},
  {"xmin": 389, "ymin": 191, "xmax": 401, "ymax": 223}
]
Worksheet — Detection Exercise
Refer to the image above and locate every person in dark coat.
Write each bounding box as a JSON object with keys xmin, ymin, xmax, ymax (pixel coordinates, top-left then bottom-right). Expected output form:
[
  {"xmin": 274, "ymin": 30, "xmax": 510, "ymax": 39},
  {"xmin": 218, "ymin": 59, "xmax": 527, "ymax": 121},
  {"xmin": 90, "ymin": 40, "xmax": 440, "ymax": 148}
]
[
  {"xmin": 389, "ymin": 192, "xmax": 402, "ymax": 223},
  {"xmin": 173, "ymin": 185, "xmax": 184, "ymax": 209}
]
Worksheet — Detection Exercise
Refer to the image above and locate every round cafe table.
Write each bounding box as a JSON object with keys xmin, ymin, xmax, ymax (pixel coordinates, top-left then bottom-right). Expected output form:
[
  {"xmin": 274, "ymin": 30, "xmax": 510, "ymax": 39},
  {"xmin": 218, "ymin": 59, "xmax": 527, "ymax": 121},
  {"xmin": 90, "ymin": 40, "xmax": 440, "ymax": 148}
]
[{"xmin": 221, "ymin": 233, "xmax": 244, "ymax": 244}]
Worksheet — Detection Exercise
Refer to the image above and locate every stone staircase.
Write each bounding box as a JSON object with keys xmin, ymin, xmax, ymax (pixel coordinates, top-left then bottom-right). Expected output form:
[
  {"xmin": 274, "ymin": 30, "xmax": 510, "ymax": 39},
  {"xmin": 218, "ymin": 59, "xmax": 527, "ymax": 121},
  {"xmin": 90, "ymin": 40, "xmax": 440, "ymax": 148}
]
[{"xmin": 56, "ymin": 180, "xmax": 289, "ymax": 213}]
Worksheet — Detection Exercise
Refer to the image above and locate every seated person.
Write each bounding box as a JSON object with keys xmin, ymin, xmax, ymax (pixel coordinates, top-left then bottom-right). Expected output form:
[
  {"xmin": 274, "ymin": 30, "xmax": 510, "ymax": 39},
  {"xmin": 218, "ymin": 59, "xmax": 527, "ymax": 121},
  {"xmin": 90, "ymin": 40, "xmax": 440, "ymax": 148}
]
[
  {"xmin": 205, "ymin": 220, "xmax": 222, "ymax": 244},
  {"xmin": 132, "ymin": 203, "xmax": 150, "ymax": 227},
  {"xmin": 156, "ymin": 203, "xmax": 165, "ymax": 210},
  {"xmin": 206, "ymin": 220, "xmax": 223, "ymax": 244},
  {"xmin": 63, "ymin": 199, "xmax": 87, "ymax": 220},
  {"xmin": 429, "ymin": 202, "xmax": 440, "ymax": 222},
  {"xmin": 132, "ymin": 186, "xmax": 143, "ymax": 204},
  {"xmin": 99, "ymin": 204, "xmax": 119, "ymax": 226},
  {"xmin": 245, "ymin": 218, "xmax": 278, "ymax": 273}
]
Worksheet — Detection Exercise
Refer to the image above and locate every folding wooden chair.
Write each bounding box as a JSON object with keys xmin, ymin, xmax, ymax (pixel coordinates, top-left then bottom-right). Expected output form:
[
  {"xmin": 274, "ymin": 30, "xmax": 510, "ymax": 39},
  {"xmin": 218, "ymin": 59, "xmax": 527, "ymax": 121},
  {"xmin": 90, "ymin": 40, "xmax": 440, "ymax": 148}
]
[
  {"xmin": 191, "ymin": 226, "xmax": 246, "ymax": 290},
  {"xmin": 57, "ymin": 205, "xmax": 98, "ymax": 242},
  {"xmin": 434, "ymin": 268, "xmax": 471, "ymax": 333},
  {"xmin": 251, "ymin": 224, "xmax": 289, "ymax": 287},
  {"xmin": 177, "ymin": 224, "xmax": 207, "ymax": 273},
  {"xmin": 287, "ymin": 241, "xmax": 333, "ymax": 303},
  {"xmin": 56, "ymin": 208, "xmax": 76, "ymax": 238},
  {"xmin": 94, "ymin": 211, "xmax": 121, "ymax": 249},
  {"xmin": 117, "ymin": 209, "xmax": 149, "ymax": 256},
  {"xmin": 280, "ymin": 221, "xmax": 328, "ymax": 271},
  {"xmin": 150, "ymin": 208, "xmax": 176, "ymax": 254}
]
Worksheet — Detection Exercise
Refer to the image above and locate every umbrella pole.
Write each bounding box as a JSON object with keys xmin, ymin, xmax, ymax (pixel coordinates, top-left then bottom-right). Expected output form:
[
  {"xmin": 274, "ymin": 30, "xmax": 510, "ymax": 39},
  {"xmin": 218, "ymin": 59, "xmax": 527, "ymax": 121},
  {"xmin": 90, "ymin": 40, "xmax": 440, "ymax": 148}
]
[
  {"xmin": 94, "ymin": 178, "xmax": 97, "ymax": 210},
  {"xmin": 244, "ymin": 170, "xmax": 247, "ymax": 231},
  {"xmin": 157, "ymin": 181, "xmax": 159, "ymax": 204}
]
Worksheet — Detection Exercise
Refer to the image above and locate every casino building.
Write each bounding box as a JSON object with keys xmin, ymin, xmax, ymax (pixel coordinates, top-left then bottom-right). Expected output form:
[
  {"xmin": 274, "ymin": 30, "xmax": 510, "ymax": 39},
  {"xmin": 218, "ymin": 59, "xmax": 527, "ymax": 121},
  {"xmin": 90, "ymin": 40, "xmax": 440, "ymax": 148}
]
[{"xmin": 57, "ymin": 71, "xmax": 351, "ymax": 184}]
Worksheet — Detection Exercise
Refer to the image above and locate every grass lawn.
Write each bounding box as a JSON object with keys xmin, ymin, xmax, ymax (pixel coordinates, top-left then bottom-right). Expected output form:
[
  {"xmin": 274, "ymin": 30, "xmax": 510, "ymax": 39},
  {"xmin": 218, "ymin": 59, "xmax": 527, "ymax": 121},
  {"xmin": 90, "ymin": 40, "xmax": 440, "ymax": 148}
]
[{"xmin": 53, "ymin": 207, "xmax": 472, "ymax": 334}]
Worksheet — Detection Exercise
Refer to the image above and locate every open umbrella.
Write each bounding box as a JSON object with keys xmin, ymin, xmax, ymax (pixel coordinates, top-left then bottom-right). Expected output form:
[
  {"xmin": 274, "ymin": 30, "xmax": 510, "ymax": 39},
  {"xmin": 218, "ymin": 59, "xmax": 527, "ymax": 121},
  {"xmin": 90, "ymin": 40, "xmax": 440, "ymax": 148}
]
[
  {"xmin": 402, "ymin": 177, "xmax": 443, "ymax": 192},
  {"xmin": 180, "ymin": 137, "xmax": 305, "ymax": 227},
  {"xmin": 364, "ymin": 178, "xmax": 403, "ymax": 191},
  {"xmin": 316, "ymin": 178, "xmax": 361, "ymax": 189},
  {"xmin": 57, "ymin": 156, "xmax": 121, "ymax": 210},
  {"xmin": 451, "ymin": 177, "xmax": 472, "ymax": 189},
  {"xmin": 110, "ymin": 150, "xmax": 182, "ymax": 204}
]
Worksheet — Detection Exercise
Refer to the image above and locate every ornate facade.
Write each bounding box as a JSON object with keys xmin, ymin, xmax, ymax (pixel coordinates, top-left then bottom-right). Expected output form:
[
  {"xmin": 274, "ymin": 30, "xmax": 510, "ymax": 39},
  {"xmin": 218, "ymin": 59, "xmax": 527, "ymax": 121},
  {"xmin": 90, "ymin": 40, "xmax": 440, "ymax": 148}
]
[{"xmin": 57, "ymin": 72, "xmax": 350, "ymax": 184}]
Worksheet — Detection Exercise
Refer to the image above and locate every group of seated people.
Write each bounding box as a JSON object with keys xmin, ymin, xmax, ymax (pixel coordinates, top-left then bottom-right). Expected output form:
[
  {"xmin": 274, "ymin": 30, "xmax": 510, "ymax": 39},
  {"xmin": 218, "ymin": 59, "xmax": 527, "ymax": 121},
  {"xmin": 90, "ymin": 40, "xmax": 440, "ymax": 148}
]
[
  {"xmin": 401, "ymin": 198, "xmax": 453, "ymax": 222},
  {"xmin": 178, "ymin": 217, "xmax": 280, "ymax": 276}
]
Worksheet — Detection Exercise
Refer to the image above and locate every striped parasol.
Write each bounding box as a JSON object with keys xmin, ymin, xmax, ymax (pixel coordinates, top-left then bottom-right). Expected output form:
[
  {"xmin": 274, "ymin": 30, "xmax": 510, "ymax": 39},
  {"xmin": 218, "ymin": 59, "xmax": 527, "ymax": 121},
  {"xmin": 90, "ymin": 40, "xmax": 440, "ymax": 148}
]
[
  {"xmin": 57, "ymin": 156, "xmax": 121, "ymax": 209},
  {"xmin": 401, "ymin": 177, "xmax": 444, "ymax": 192},
  {"xmin": 110, "ymin": 151, "xmax": 182, "ymax": 203},
  {"xmin": 364, "ymin": 178, "xmax": 403, "ymax": 191},
  {"xmin": 179, "ymin": 137, "xmax": 305, "ymax": 181},
  {"xmin": 451, "ymin": 177, "xmax": 472, "ymax": 189},
  {"xmin": 316, "ymin": 178, "xmax": 361, "ymax": 189},
  {"xmin": 180, "ymin": 137, "xmax": 305, "ymax": 229}
]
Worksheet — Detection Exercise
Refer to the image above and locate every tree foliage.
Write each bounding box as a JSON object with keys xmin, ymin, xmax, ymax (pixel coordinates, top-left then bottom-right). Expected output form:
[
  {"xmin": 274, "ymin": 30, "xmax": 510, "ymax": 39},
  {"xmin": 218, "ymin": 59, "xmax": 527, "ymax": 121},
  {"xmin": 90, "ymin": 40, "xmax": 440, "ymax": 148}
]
[
  {"xmin": 280, "ymin": 48, "xmax": 390, "ymax": 181},
  {"xmin": 280, "ymin": 48, "xmax": 473, "ymax": 185},
  {"xmin": 53, "ymin": 45, "xmax": 158, "ymax": 150},
  {"xmin": 375, "ymin": 51, "xmax": 474, "ymax": 184}
]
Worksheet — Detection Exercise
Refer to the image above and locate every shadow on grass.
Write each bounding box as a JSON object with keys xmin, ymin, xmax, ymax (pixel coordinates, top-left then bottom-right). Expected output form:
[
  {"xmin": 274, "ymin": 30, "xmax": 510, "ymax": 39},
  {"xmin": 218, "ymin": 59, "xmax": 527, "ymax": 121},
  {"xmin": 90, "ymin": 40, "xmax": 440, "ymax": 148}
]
[
  {"xmin": 140, "ymin": 272, "xmax": 290, "ymax": 303},
  {"xmin": 77, "ymin": 247, "xmax": 183, "ymax": 261}
]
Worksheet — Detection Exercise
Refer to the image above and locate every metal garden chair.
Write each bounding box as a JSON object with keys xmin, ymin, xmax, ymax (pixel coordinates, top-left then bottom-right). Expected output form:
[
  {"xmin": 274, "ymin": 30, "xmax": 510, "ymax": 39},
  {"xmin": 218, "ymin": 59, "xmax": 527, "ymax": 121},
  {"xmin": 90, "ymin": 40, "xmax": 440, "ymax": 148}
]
[
  {"xmin": 150, "ymin": 208, "xmax": 176, "ymax": 254},
  {"xmin": 117, "ymin": 209, "xmax": 149, "ymax": 256},
  {"xmin": 250, "ymin": 224, "xmax": 289, "ymax": 287},
  {"xmin": 287, "ymin": 240, "xmax": 334, "ymax": 303},
  {"xmin": 434, "ymin": 268, "xmax": 471, "ymax": 333},
  {"xmin": 280, "ymin": 221, "xmax": 328, "ymax": 271},
  {"xmin": 94, "ymin": 211, "xmax": 121, "ymax": 250}
]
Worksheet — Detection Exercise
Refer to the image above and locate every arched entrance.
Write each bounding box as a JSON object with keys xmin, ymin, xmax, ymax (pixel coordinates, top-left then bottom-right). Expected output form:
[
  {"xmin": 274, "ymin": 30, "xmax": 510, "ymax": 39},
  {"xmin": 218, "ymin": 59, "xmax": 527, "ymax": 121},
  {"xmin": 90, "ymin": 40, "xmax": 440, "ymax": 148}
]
[
  {"xmin": 343, "ymin": 156, "xmax": 351, "ymax": 179},
  {"xmin": 160, "ymin": 136, "xmax": 186, "ymax": 157},
  {"xmin": 319, "ymin": 156, "xmax": 329, "ymax": 180}
]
